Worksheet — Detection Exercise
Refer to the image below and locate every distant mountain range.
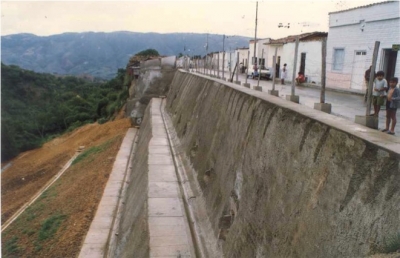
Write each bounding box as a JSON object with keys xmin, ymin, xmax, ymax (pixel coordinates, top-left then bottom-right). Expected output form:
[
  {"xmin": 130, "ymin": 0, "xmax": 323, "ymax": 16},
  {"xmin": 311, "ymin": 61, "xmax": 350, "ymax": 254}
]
[{"xmin": 1, "ymin": 31, "xmax": 251, "ymax": 79}]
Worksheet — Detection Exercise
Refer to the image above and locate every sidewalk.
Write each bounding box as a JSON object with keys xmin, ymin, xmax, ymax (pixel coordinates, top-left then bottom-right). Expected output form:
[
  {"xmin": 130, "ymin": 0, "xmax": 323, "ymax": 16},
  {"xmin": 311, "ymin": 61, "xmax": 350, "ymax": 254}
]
[{"xmin": 191, "ymin": 69, "xmax": 399, "ymax": 137}]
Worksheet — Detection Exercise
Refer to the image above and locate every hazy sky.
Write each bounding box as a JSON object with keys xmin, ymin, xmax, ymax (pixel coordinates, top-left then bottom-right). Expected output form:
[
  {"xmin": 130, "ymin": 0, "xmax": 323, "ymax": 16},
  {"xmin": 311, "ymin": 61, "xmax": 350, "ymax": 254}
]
[{"xmin": 1, "ymin": 0, "xmax": 388, "ymax": 39}]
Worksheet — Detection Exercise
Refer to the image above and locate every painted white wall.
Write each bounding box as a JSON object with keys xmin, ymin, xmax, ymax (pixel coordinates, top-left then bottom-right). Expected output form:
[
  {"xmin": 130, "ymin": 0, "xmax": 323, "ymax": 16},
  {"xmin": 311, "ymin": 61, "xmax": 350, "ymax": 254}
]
[
  {"xmin": 281, "ymin": 40, "xmax": 324, "ymax": 84},
  {"xmin": 326, "ymin": 1, "xmax": 400, "ymax": 89},
  {"xmin": 248, "ymin": 38, "xmax": 271, "ymax": 66},
  {"xmin": 235, "ymin": 48, "xmax": 249, "ymax": 66}
]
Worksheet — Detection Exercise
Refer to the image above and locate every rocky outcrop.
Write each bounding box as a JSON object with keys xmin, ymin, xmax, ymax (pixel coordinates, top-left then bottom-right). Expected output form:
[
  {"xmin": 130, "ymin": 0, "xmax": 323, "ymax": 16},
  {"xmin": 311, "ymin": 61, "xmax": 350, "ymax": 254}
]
[{"xmin": 126, "ymin": 56, "xmax": 176, "ymax": 126}]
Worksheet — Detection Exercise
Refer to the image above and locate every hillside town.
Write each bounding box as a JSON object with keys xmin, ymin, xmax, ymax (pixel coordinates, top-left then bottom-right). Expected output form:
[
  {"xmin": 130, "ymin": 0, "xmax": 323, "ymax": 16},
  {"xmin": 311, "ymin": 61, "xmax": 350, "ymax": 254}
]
[{"xmin": 178, "ymin": 1, "xmax": 399, "ymax": 92}]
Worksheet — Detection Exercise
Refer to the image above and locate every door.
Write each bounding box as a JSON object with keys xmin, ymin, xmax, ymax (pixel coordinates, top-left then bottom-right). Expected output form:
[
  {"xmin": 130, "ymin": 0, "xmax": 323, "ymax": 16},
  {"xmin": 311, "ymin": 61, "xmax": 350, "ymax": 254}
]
[
  {"xmin": 351, "ymin": 50, "xmax": 367, "ymax": 90},
  {"xmin": 300, "ymin": 53, "xmax": 306, "ymax": 74},
  {"xmin": 382, "ymin": 49, "xmax": 398, "ymax": 81},
  {"xmin": 276, "ymin": 56, "xmax": 281, "ymax": 77}
]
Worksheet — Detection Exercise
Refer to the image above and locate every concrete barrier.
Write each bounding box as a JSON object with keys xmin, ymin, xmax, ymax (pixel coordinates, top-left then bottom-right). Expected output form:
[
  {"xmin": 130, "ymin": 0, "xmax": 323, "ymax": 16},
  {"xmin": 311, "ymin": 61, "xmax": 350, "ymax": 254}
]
[{"xmin": 165, "ymin": 70, "xmax": 400, "ymax": 257}]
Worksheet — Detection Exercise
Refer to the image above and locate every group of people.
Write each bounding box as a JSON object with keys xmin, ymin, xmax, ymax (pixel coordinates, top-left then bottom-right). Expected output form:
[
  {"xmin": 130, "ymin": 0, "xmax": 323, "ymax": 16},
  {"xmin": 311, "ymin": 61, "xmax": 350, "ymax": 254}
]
[
  {"xmin": 364, "ymin": 66, "xmax": 400, "ymax": 135},
  {"xmin": 279, "ymin": 64, "xmax": 306, "ymax": 85}
]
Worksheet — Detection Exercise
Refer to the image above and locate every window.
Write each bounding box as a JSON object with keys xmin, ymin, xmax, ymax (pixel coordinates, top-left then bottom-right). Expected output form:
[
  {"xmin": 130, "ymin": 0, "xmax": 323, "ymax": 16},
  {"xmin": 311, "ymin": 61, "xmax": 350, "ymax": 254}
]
[
  {"xmin": 356, "ymin": 51, "xmax": 366, "ymax": 55},
  {"xmin": 333, "ymin": 48, "xmax": 345, "ymax": 71},
  {"xmin": 258, "ymin": 58, "xmax": 265, "ymax": 66}
]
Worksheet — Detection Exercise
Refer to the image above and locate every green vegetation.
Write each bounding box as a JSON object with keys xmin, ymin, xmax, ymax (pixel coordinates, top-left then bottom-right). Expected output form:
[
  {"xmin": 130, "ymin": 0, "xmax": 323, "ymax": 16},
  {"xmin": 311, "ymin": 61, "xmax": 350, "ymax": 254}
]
[
  {"xmin": 1, "ymin": 63, "xmax": 130, "ymax": 161},
  {"xmin": 38, "ymin": 214, "xmax": 67, "ymax": 241},
  {"xmin": 4, "ymin": 236, "xmax": 22, "ymax": 256},
  {"xmin": 72, "ymin": 138, "xmax": 115, "ymax": 165},
  {"xmin": 135, "ymin": 48, "xmax": 160, "ymax": 57}
]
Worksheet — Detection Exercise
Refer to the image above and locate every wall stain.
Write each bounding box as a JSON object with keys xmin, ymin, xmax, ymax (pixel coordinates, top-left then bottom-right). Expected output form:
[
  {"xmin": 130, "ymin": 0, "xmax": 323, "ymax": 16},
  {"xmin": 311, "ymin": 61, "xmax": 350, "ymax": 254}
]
[
  {"xmin": 365, "ymin": 158, "xmax": 398, "ymax": 204},
  {"xmin": 236, "ymin": 96, "xmax": 246, "ymax": 121},
  {"xmin": 313, "ymin": 126, "xmax": 330, "ymax": 162},
  {"xmin": 340, "ymin": 142, "xmax": 378, "ymax": 211},
  {"xmin": 299, "ymin": 120, "xmax": 314, "ymax": 152},
  {"xmin": 263, "ymin": 107, "xmax": 278, "ymax": 138}
]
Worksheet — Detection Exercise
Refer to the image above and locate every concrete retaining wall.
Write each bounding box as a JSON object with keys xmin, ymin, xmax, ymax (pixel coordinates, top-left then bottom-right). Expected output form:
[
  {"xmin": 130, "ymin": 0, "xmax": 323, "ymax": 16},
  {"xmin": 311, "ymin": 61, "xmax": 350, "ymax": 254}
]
[{"xmin": 166, "ymin": 70, "xmax": 400, "ymax": 257}]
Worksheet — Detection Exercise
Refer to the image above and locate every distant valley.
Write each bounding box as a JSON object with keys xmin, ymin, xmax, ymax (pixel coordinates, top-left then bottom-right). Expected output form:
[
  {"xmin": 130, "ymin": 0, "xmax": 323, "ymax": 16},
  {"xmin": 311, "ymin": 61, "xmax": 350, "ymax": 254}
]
[{"xmin": 1, "ymin": 31, "xmax": 250, "ymax": 79}]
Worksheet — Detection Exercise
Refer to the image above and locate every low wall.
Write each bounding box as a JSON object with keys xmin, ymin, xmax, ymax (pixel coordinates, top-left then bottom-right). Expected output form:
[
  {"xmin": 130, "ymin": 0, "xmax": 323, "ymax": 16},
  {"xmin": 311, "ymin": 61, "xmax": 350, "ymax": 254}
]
[{"xmin": 166, "ymin": 70, "xmax": 400, "ymax": 257}]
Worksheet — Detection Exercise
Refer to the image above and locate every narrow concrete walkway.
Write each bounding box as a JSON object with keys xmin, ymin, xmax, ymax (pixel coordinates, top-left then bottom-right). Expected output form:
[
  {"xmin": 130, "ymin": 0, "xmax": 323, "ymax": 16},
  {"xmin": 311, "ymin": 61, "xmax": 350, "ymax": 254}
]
[{"xmin": 148, "ymin": 98, "xmax": 195, "ymax": 257}]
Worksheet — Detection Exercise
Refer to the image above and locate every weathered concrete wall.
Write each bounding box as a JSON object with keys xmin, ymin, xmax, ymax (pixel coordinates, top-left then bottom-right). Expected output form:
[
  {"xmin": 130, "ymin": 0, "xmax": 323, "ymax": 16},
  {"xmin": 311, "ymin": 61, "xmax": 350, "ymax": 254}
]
[
  {"xmin": 111, "ymin": 105, "xmax": 152, "ymax": 257},
  {"xmin": 166, "ymin": 70, "xmax": 400, "ymax": 257},
  {"xmin": 127, "ymin": 56, "xmax": 177, "ymax": 125}
]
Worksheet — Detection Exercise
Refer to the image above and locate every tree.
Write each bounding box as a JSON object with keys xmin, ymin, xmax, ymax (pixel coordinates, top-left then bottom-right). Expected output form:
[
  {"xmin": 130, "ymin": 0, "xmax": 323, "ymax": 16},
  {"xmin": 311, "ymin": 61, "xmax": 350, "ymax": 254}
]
[{"xmin": 135, "ymin": 49, "xmax": 160, "ymax": 57}]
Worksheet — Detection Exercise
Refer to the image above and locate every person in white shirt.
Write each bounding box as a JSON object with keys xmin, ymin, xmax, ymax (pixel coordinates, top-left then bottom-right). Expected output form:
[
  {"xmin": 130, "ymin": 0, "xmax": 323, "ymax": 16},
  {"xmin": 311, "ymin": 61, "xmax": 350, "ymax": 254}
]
[
  {"xmin": 280, "ymin": 63, "xmax": 287, "ymax": 85},
  {"xmin": 371, "ymin": 71, "xmax": 388, "ymax": 117}
]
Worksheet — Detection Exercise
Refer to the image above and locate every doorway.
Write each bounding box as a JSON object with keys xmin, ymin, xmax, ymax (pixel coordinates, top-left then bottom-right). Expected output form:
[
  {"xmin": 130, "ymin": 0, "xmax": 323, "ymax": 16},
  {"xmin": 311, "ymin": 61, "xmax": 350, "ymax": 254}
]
[
  {"xmin": 351, "ymin": 50, "xmax": 367, "ymax": 90},
  {"xmin": 381, "ymin": 49, "xmax": 398, "ymax": 81},
  {"xmin": 275, "ymin": 56, "xmax": 281, "ymax": 77},
  {"xmin": 300, "ymin": 53, "xmax": 306, "ymax": 74}
]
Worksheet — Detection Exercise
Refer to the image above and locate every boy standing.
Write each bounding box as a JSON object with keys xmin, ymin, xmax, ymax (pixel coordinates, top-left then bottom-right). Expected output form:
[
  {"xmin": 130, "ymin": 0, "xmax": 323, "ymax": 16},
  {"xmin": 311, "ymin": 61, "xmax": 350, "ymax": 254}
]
[
  {"xmin": 371, "ymin": 71, "xmax": 388, "ymax": 117},
  {"xmin": 382, "ymin": 77, "xmax": 400, "ymax": 135}
]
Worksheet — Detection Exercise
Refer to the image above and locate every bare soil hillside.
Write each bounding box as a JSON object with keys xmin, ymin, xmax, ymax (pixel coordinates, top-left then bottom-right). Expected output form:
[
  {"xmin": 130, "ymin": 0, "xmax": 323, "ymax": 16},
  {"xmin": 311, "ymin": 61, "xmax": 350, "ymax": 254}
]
[{"xmin": 2, "ymin": 116, "xmax": 131, "ymax": 257}]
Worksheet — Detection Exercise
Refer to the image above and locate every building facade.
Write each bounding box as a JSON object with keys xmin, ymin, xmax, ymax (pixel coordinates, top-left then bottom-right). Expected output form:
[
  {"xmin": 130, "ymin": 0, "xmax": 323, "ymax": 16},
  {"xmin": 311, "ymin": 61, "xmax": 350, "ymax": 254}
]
[
  {"xmin": 268, "ymin": 32, "xmax": 328, "ymax": 84},
  {"xmin": 326, "ymin": 1, "xmax": 400, "ymax": 90}
]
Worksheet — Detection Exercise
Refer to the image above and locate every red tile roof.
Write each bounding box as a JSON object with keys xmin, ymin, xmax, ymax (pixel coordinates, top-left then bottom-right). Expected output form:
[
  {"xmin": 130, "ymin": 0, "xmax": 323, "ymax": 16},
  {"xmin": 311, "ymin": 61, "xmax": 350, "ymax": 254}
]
[{"xmin": 267, "ymin": 32, "xmax": 327, "ymax": 44}]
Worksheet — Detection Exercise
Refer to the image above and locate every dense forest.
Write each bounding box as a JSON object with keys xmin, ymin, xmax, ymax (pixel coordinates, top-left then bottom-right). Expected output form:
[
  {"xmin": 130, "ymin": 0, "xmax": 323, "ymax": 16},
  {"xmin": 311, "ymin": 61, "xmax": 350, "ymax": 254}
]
[{"xmin": 1, "ymin": 63, "xmax": 130, "ymax": 161}]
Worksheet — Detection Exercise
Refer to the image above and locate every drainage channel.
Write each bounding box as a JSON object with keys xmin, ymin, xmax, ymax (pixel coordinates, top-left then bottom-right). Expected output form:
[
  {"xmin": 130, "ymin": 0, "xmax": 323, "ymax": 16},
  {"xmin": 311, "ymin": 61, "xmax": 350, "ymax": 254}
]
[
  {"xmin": 2, "ymin": 152, "xmax": 80, "ymax": 232},
  {"xmin": 158, "ymin": 98, "xmax": 222, "ymax": 258}
]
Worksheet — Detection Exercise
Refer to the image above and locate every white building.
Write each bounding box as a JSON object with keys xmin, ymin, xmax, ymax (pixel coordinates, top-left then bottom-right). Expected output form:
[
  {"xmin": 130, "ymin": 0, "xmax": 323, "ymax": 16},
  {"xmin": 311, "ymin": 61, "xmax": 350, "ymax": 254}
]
[
  {"xmin": 267, "ymin": 32, "xmax": 328, "ymax": 83},
  {"xmin": 248, "ymin": 38, "xmax": 272, "ymax": 68},
  {"xmin": 235, "ymin": 47, "xmax": 249, "ymax": 73},
  {"xmin": 326, "ymin": 1, "xmax": 400, "ymax": 90}
]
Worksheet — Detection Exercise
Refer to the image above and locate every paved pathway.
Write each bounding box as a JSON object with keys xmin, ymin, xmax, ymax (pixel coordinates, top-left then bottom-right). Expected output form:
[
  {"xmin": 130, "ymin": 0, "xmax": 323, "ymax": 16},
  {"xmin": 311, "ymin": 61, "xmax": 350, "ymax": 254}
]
[{"xmin": 194, "ymin": 69, "xmax": 400, "ymax": 136}]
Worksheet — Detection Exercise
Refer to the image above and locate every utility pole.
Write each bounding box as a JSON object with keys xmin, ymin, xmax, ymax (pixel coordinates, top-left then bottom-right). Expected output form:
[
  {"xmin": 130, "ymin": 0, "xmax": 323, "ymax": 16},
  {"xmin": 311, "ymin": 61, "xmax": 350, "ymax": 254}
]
[
  {"xmin": 222, "ymin": 35, "xmax": 226, "ymax": 80},
  {"xmin": 366, "ymin": 41, "xmax": 380, "ymax": 116},
  {"xmin": 254, "ymin": 48, "xmax": 263, "ymax": 91},
  {"xmin": 253, "ymin": 1, "xmax": 258, "ymax": 68},
  {"xmin": 268, "ymin": 46, "xmax": 279, "ymax": 96},
  {"xmin": 314, "ymin": 37, "xmax": 331, "ymax": 113},
  {"xmin": 243, "ymin": 50, "xmax": 250, "ymax": 87},
  {"xmin": 286, "ymin": 37, "xmax": 300, "ymax": 103},
  {"xmin": 355, "ymin": 41, "xmax": 380, "ymax": 129},
  {"xmin": 217, "ymin": 52, "xmax": 220, "ymax": 78},
  {"xmin": 235, "ymin": 51, "xmax": 240, "ymax": 84},
  {"xmin": 320, "ymin": 38, "xmax": 327, "ymax": 103},
  {"xmin": 206, "ymin": 33, "xmax": 209, "ymax": 75}
]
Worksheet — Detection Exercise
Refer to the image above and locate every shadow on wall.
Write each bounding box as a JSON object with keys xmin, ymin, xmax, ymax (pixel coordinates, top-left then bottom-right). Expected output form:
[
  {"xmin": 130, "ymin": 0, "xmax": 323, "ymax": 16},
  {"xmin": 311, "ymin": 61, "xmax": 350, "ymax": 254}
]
[{"xmin": 126, "ymin": 56, "xmax": 177, "ymax": 126}]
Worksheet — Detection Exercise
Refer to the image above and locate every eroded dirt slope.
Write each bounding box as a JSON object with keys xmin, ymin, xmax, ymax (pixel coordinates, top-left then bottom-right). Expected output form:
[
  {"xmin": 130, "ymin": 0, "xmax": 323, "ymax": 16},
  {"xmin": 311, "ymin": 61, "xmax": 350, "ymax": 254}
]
[{"xmin": 2, "ymin": 116, "xmax": 131, "ymax": 257}]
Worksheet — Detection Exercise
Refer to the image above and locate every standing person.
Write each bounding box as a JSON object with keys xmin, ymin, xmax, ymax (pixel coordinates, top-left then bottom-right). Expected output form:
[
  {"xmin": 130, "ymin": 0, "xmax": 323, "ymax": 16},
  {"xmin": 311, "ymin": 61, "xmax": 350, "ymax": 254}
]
[
  {"xmin": 364, "ymin": 66, "xmax": 374, "ymax": 102},
  {"xmin": 280, "ymin": 63, "xmax": 287, "ymax": 84},
  {"xmin": 371, "ymin": 71, "xmax": 388, "ymax": 117},
  {"xmin": 381, "ymin": 77, "xmax": 400, "ymax": 135}
]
